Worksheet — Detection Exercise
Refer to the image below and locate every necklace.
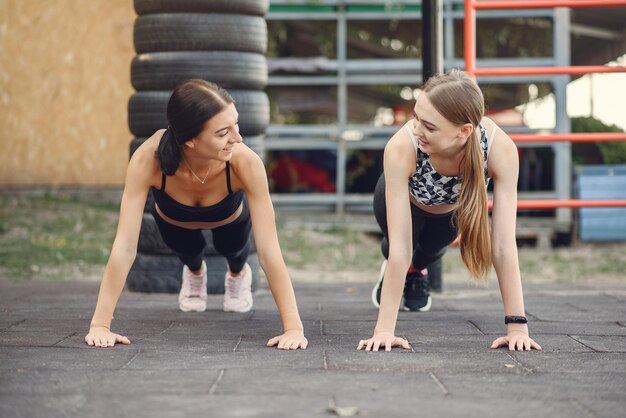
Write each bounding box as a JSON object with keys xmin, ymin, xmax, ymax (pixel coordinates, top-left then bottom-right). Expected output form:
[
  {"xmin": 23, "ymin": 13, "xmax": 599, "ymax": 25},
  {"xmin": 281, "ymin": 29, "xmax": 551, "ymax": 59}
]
[{"xmin": 182, "ymin": 156, "xmax": 211, "ymax": 184}]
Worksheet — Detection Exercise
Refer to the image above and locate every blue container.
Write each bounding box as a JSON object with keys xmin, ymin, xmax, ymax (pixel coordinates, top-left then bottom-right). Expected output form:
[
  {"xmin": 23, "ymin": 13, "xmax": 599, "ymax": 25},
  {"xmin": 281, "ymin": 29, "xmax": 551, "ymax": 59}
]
[{"xmin": 577, "ymin": 165, "xmax": 626, "ymax": 241}]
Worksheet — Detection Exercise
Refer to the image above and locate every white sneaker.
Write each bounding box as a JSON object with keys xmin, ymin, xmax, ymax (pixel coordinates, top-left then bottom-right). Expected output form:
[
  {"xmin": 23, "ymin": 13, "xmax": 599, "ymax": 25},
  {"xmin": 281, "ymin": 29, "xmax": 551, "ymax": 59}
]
[
  {"xmin": 371, "ymin": 259, "xmax": 387, "ymax": 309},
  {"xmin": 223, "ymin": 263, "xmax": 253, "ymax": 313},
  {"xmin": 178, "ymin": 261, "xmax": 207, "ymax": 312}
]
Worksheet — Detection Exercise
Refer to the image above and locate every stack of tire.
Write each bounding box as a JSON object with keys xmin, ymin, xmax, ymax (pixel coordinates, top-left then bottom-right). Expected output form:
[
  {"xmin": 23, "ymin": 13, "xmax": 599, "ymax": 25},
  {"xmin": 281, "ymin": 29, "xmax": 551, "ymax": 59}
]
[{"xmin": 126, "ymin": 0, "xmax": 270, "ymax": 294}]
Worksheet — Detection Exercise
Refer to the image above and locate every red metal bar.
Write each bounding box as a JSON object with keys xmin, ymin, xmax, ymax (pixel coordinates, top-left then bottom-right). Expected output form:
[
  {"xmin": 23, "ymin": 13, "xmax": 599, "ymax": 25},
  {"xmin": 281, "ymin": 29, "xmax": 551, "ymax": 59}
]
[
  {"xmin": 487, "ymin": 200, "xmax": 626, "ymax": 209},
  {"xmin": 473, "ymin": 0, "xmax": 626, "ymax": 9},
  {"xmin": 464, "ymin": 0, "xmax": 476, "ymax": 75},
  {"xmin": 474, "ymin": 66, "xmax": 626, "ymax": 76},
  {"xmin": 459, "ymin": 1, "xmax": 626, "ymax": 223},
  {"xmin": 510, "ymin": 133, "xmax": 626, "ymax": 143}
]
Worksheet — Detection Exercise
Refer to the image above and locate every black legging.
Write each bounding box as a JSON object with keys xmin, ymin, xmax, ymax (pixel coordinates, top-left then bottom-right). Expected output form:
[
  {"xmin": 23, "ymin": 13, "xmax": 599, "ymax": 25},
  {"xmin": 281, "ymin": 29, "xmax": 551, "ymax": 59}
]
[
  {"xmin": 152, "ymin": 198, "xmax": 251, "ymax": 273},
  {"xmin": 373, "ymin": 173, "xmax": 458, "ymax": 270}
]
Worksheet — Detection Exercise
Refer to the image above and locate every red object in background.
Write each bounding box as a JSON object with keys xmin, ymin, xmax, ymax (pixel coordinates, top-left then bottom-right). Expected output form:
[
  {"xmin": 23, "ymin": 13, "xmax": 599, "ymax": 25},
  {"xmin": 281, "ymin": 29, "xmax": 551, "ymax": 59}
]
[
  {"xmin": 393, "ymin": 103, "xmax": 413, "ymax": 125},
  {"xmin": 270, "ymin": 157, "xmax": 336, "ymax": 193}
]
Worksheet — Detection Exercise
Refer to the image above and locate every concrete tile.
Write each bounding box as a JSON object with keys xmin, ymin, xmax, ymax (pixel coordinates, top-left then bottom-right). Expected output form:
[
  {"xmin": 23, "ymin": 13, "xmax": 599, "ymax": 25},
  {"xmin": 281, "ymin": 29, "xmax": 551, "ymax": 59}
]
[
  {"xmin": 0, "ymin": 369, "xmax": 222, "ymax": 396},
  {"xmin": 326, "ymin": 350, "xmax": 515, "ymax": 374},
  {"xmin": 569, "ymin": 335, "xmax": 626, "ymax": 352},
  {"xmin": 215, "ymin": 368, "xmax": 442, "ymax": 398},
  {"xmin": 439, "ymin": 371, "xmax": 626, "ymax": 402},
  {"xmin": 0, "ymin": 346, "xmax": 138, "ymax": 370},
  {"xmin": 506, "ymin": 352, "xmax": 626, "ymax": 374},
  {"xmin": 124, "ymin": 348, "xmax": 325, "ymax": 371},
  {"xmin": 0, "ymin": 330, "xmax": 72, "ymax": 347}
]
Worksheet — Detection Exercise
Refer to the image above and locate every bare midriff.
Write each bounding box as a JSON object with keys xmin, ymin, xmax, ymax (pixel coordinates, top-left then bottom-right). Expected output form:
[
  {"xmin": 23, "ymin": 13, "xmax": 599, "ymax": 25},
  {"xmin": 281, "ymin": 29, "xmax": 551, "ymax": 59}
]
[
  {"xmin": 409, "ymin": 194, "xmax": 456, "ymax": 215},
  {"xmin": 155, "ymin": 202, "xmax": 243, "ymax": 230}
]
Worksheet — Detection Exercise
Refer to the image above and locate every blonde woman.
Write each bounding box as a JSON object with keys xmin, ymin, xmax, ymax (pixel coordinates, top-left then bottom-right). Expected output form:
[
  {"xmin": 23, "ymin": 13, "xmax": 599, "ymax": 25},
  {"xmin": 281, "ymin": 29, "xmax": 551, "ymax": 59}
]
[
  {"xmin": 359, "ymin": 70, "xmax": 542, "ymax": 352},
  {"xmin": 85, "ymin": 80, "xmax": 307, "ymax": 350}
]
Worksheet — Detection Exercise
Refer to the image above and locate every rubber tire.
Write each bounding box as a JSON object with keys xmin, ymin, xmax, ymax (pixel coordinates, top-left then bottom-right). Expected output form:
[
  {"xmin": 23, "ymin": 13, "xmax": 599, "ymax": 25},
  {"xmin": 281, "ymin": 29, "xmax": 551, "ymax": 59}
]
[
  {"xmin": 131, "ymin": 51, "xmax": 267, "ymax": 91},
  {"xmin": 134, "ymin": 0, "xmax": 269, "ymax": 16},
  {"xmin": 134, "ymin": 14, "xmax": 267, "ymax": 54},
  {"xmin": 127, "ymin": 252, "xmax": 260, "ymax": 294},
  {"xmin": 128, "ymin": 90, "xmax": 269, "ymax": 137},
  {"xmin": 137, "ymin": 213, "xmax": 257, "ymax": 255}
]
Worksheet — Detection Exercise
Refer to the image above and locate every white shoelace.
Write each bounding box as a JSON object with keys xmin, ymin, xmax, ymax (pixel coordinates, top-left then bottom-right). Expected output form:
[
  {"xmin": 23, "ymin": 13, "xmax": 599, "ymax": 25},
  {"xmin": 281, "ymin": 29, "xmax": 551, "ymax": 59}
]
[
  {"xmin": 186, "ymin": 274, "xmax": 204, "ymax": 298},
  {"xmin": 226, "ymin": 277, "xmax": 242, "ymax": 299}
]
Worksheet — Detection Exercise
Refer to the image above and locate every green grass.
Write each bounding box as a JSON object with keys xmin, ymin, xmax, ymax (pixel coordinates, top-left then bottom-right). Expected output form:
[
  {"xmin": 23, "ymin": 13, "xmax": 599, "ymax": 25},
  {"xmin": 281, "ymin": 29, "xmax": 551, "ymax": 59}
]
[
  {"xmin": 0, "ymin": 193, "xmax": 119, "ymax": 280},
  {"xmin": 276, "ymin": 224, "xmax": 382, "ymax": 273},
  {"xmin": 1, "ymin": 192, "xmax": 625, "ymax": 283}
]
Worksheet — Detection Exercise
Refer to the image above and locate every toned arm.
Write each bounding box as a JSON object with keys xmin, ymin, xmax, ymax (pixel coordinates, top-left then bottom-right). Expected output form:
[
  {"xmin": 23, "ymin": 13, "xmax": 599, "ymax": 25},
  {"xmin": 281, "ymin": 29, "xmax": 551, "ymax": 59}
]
[
  {"xmin": 86, "ymin": 133, "xmax": 158, "ymax": 346},
  {"xmin": 358, "ymin": 128, "xmax": 416, "ymax": 351},
  {"xmin": 485, "ymin": 118, "xmax": 541, "ymax": 351},
  {"xmin": 235, "ymin": 146, "xmax": 306, "ymax": 349}
]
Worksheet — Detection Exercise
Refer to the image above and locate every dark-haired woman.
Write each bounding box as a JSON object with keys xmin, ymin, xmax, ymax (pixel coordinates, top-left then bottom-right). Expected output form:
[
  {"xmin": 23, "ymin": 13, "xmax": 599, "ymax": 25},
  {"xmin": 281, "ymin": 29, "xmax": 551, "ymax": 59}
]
[
  {"xmin": 85, "ymin": 80, "xmax": 307, "ymax": 350},
  {"xmin": 358, "ymin": 70, "xmax": 541, "ymax": 352}
]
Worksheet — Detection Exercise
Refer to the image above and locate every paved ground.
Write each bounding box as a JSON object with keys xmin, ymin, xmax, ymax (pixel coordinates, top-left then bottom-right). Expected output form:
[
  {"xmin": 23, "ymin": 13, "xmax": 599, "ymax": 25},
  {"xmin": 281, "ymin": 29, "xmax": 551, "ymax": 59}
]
[{"xmin": 1, "ymin": 278, "xmax": 625, "ymax": 418}]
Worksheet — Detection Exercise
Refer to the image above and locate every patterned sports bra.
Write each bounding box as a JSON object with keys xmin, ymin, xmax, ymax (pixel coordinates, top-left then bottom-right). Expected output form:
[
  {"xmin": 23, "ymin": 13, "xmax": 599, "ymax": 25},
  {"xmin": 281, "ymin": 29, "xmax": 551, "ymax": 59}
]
[{"xmin": 406, "ymin": 121, "xmax": 495, "ymax": 206}]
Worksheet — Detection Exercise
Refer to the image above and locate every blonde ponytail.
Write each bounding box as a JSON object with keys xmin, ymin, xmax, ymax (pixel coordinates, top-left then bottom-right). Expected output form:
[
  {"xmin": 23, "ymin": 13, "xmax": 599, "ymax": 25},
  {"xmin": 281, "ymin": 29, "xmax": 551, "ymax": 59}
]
[
  {"xmin": 454, "ymin": 128, "xmax": 491, "ymax": 280},
  {"xmin": 423, "ymin": 70, "xmax": 491, "ymax": 281}
]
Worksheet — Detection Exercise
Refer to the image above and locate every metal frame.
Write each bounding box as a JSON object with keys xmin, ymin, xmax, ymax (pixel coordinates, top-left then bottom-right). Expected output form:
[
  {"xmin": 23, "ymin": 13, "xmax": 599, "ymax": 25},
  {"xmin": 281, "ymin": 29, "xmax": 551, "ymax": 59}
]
[
  {"xmin": 265, "ymin": 0, "xmax": 626, "ymax": 219},
  {"xmin": 464, "ymin": 0, "xmax": 626, "ymax": 223}
]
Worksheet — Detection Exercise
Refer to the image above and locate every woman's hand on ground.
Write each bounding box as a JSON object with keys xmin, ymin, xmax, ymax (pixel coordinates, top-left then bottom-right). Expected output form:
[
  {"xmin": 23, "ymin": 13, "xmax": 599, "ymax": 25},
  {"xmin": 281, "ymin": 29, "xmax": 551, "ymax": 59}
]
[
  {"xmin": 85, "ymin": 326, "xmax": 131, "ymax": 348},
  {"xmin": 267, "ymin": 329, "xmax": 308, "ymax": 350},
  {"xmin": 491, "ymin": 331, "xmax": 542, "ymax": 351},
  {"xmin": 357, "ymin": 332, "xmax": 410, "ymax": 352}
]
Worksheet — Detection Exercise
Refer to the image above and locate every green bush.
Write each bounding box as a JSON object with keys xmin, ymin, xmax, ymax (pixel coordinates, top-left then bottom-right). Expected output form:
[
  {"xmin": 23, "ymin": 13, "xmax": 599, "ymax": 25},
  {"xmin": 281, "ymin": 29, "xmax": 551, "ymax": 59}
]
[{"xmin": 571, "ymin": 116, "xmax": 626, "ymax": 165}]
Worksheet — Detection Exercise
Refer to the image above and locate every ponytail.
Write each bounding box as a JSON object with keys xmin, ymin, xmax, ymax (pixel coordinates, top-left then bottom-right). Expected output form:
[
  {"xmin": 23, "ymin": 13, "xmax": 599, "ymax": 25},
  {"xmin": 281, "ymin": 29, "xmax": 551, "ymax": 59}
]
[
  {"xmin": 156, "ymin": 127, "xmax": 182, "ymax": 176},
  {"xmin": 454, "ymin": 128, "xmax": 491, "ymax": 280},
  {"xmin": 423, "ymin": 70, "xmax": 491, "ymax": 281}
]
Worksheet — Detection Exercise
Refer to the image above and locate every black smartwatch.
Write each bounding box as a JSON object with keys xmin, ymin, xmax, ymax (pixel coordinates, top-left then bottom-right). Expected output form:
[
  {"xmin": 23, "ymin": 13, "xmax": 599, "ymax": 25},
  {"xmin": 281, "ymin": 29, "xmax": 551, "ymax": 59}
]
[{"xmin": 505, "ymin": 315, "xmax": 528, "ymax": 324}]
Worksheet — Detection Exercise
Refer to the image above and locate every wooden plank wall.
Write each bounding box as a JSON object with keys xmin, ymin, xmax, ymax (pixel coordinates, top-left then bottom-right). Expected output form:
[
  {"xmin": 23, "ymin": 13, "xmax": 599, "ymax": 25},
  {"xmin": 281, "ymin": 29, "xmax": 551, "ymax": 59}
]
[{"xmin": 0, "ymin": 0, "xmax": 135, "ymax": 186}]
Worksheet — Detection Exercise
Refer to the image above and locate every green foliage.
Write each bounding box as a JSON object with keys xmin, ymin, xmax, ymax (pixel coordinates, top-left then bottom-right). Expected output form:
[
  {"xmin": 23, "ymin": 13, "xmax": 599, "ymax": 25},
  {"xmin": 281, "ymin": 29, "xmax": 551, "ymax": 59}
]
[
  {"xmin": 0, "ymin": 194, "xmax": 118, "ymax": 280},
  {"xmin": 571, "ymin": 116, "xmax": 626, "ymax": 165}
]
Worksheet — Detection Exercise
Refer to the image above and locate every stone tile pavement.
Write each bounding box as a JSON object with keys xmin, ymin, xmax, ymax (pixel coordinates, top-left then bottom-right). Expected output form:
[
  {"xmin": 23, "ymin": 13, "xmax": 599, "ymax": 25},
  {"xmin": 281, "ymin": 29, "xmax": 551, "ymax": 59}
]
[{"xmin": 1, "ymin": 279, "xmax": 625, "ymax": 417}]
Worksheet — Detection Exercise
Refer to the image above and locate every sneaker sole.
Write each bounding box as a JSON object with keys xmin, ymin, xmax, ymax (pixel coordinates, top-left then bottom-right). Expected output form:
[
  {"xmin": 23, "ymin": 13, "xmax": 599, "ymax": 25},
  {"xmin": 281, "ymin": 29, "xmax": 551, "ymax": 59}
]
[
  {"xmin": 224, "ymin": 300, "xmax": 253, "ymax": 313},
  {"xmin": 179, "ymin": 304, "xmax": 207, "ymax": 313},
  {"xmin": 371, "ymin": 259, "xmax": 387, "ymax": 309},
  {"xmin": 405, "ymin": 295, "xmax": 432, "ymax": 312}
]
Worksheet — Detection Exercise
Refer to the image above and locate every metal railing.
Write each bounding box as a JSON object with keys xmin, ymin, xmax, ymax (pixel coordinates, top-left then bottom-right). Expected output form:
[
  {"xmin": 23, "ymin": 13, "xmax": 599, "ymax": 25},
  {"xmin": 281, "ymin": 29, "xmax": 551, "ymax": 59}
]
[{"xmin": 465, "ymin": 0, "xmax": 626, "ymax": 209}]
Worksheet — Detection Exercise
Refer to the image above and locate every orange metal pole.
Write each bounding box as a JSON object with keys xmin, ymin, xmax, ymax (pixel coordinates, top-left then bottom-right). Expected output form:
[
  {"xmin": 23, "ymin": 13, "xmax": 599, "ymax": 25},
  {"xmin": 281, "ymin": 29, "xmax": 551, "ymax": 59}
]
[
  {"xmin": 464, "ymin": 0, "xmax": 476, "ymax": 75},
  {"xmin": 474, "ymin": 66, "xmax": 626, "ymax": 76},
  {"xmin": 487, "ymin": 200, "xmax": 626, "ymax": 209},
  {"xmin": 473, "ymin": 0, "xmax": 626, "ymax": 9},
  {"xmin": 510, "ymin": 133, "xmax": 626, "ymax": 143}
]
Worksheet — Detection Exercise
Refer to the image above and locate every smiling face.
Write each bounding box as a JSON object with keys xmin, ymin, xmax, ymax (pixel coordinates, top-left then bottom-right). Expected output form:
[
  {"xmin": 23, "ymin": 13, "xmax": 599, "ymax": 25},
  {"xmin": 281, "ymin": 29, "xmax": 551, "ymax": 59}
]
[
  {"xmin": 412, "ymin": 93, "xmax": 473, "ymax": 156},
  {"xmin": 186, "ymin": 102, "xmax": 242, "ymax": 161}
]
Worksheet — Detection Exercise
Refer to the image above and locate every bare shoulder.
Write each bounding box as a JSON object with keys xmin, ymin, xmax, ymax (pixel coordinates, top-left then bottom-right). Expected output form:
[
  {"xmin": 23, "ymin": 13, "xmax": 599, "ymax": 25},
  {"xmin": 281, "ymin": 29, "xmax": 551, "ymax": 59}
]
[
  {"xmin": 481, "ymin": 116, "xmax": 513, "ymax": 145},
  {"xmin": 481, "ymin": 117, "xmax": 518, "ymax": 179},
  {"xmin": 384, "ymin": 122, "xmax": 417, "ymax": 176},
  {"xmin": 228, "ymin": 141, "xmax": 266, "ymax": 190},
  {"xmin": 127, "ymin": 129, "xmax": 165, "ymax": 182}
]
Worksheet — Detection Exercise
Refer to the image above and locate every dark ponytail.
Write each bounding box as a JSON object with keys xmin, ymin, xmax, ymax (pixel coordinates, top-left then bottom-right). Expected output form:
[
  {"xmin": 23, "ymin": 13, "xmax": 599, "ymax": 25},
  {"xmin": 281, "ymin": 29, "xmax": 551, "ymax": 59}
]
[
  {"xmin": 155, "ymin": 79, "xmax": 235, "ymax": 175},
  {"xmin": 157, "ymin": 127, "xmax": 182, "ymax": 176}
]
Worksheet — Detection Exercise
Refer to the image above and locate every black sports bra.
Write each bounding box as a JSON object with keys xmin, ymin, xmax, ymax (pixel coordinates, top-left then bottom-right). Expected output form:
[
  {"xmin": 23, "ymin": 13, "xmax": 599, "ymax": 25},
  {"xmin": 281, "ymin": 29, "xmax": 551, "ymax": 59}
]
[{"xmin": 151, "ymin": 161, "xmax": 244, "ymax": 223}]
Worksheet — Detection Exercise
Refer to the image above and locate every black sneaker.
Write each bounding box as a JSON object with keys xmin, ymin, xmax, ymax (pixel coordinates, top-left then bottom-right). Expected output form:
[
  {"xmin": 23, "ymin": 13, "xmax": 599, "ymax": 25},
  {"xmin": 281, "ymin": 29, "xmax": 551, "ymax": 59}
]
[
  {"xmin": 371, "ymin": 259, "xmax": 387, "ymax": 308},
  {"xmin": 403, "ymin": 268, "xmax": 432, "ymax": 312}
]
